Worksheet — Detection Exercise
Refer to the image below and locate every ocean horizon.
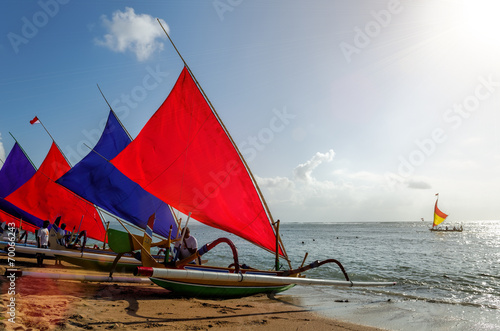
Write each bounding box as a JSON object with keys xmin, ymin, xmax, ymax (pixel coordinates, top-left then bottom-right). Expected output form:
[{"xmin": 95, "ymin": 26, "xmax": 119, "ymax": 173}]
[
  {"xmin": 186, "ymin": 219, "xmax": 499, "ymax": 330},
  {"xmin": 76, "ymin": 219, "xmax": 500, "ymax": 330}
]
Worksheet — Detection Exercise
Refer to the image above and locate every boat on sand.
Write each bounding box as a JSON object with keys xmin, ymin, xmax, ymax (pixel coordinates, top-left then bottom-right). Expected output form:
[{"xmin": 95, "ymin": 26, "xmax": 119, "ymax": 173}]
[{"xmin": 107, "ymin": 21, "xmax": 396, "ymax": 298}]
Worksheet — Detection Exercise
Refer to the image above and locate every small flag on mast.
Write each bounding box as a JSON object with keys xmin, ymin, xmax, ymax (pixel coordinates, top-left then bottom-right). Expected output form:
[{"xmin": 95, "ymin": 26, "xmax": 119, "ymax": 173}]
[{"xmin": 30, "ymin": 116, "xmax": 40, "ymax": 125}]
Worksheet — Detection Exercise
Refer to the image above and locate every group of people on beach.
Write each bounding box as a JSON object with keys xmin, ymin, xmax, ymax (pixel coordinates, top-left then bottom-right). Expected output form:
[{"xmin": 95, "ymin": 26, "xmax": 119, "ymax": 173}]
[
  {"xmin": 5, "ymin": 214, "xmax": 199, "ymax": 267},
  {"xmin": 35, "ymin": 216, "xmax": 73, "ymax": 267}
]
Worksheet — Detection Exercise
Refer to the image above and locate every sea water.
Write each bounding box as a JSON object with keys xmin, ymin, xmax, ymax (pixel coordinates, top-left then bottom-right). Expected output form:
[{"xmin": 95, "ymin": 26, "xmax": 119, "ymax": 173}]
[{"xmin": 185, "ymin": 220, "xmax": 499, "ymax": 331}]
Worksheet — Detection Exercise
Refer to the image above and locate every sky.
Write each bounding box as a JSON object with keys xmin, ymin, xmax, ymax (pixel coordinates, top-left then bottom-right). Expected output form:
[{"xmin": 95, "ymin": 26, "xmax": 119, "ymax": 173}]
[{"xmin": 1, "ymin": 0, "xmax": 500, "ymax": 223}]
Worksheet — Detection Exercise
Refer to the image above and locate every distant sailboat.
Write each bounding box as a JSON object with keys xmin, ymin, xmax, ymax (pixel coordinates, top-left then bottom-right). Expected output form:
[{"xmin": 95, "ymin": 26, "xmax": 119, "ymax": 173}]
[{"xmin": 429, "ymin": 194, "xmax": 463, "ymax": 232}]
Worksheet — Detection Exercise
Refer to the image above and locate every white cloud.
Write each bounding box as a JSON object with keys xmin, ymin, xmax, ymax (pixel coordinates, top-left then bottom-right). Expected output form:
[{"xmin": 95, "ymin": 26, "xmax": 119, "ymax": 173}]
[
  {"xmin": 257, "ymin": 150, "xmax": 434, "ymax": 222},
  {"xmin": 293, "ymin": 149, "xmax": 335, "ymax": 182},
  {"xmin": 407, "ymin": 179, "xmax": 432, "ymax": 189},
  {"xmin": 95, "ymin": 7, "xmax": 168, "ymax": 61}
]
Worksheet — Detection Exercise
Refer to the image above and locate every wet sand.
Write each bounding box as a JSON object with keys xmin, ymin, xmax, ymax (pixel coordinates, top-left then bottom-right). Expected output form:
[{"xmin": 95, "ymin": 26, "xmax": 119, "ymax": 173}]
[{"xmin": 1, "ymin": 255, "xmax": 386, "ymax": 330}]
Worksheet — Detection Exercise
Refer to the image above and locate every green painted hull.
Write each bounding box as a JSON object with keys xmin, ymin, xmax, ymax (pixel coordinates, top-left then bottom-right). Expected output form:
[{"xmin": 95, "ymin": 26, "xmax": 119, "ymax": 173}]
[
  {"xmin": 107, "ymin": 228, "xmax": 136, "ymax": 253},
  {"xmin": 150, "ymin": 277, "xmax": 295, "ymax": 298},
  {"xmin": 56, "ymin": 255, "xmax": 139, "ymax": 273}
]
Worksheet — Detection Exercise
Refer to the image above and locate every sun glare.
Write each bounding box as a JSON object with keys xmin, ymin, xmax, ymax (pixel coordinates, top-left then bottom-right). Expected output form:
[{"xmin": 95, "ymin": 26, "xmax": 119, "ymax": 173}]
[{"xmin": 461, "ymin": 0, "xmax": 500, "ymax": 45}]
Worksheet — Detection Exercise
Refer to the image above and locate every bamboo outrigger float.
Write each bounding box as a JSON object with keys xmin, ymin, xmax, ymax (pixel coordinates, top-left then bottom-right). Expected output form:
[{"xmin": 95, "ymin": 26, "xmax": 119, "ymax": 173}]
[{"xmin": 108, "ymin": 214, "xmax": 396, "ymax": 298}]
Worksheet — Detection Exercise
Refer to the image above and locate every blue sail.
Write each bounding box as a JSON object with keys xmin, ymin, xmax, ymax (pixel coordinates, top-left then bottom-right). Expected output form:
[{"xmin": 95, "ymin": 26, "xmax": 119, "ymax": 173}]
[
  {"xmin": 56, "ymin": 111, "xmax": 178, "ymax": 238},
  {"xmin": 0, "ymin": 142, "xmax": 44, "ymax": 228}
]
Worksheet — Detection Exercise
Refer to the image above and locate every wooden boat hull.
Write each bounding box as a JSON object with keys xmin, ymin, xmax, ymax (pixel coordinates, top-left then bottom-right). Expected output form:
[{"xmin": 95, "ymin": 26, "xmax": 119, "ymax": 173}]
[
  {"xmin": 54, "ymin": 254, "xmax": 139, "ymax": 273},
  {"xmin": 0, "ymin": 242, "xmax": 55, "ymax": 259},
  {"xmin": 137, "ymin": 266, "xmax": 396, "ymax": 298},
  {"xmin": 150, "ymin": 276, "xmax": 295, "ymax": 298},
  {"xmin": 429, "ymin": 228, "xmax": 463, "ymax": 232},
  {"xmin": 0, "ymin": 242, "xmax": 146, "ymax": 272}
]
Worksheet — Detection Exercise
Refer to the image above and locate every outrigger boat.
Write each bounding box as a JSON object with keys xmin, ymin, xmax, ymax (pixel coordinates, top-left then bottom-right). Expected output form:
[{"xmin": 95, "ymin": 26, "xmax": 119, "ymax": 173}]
[
  {"xmin": 429, "ymin": 194, "xmax": 463, "ymax": 232},
  {"xmin": 105, "ymin": 21, "xmax": 396, "ymax": 298},
  {"xmin": 1, "ymin": 109, "xmax": 179, "ymax": 272}
]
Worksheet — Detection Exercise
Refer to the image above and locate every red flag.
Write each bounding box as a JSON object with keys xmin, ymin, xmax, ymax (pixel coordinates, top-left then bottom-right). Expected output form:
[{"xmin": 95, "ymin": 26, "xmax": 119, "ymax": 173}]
[{"xmin": 30, "ymin": 116, "xmax": 40, "ymax": 125}]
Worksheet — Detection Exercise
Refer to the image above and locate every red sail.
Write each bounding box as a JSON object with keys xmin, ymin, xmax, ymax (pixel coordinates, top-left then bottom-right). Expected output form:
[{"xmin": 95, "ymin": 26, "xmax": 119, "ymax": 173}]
[
  {"xmin": 5, "ymin": 142, "xmax": 106, "ymax": 241},
  {"xmin": 112, "ymin": 67, "xmax": 282, "ymax": 255}
]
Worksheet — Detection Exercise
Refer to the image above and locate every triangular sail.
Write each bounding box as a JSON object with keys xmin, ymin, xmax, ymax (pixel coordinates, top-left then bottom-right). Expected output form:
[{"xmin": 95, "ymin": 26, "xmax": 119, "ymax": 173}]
[
  {"xmin": 5, "ymin": 142, "xmax": 106, "ymax": 241},
  {"xmin": 433, "ymin": 198, "xmax": 448, "ymax": 228},
  {"xmin": 0, "ymin": 142, "xmax": 36, "ymax": 197},
  {"xmin": 56, "ymin": 111, "xmax": 178, "ymax": 238},
  {"xmin": 0, "ymin": 142, "xmax": 44, "ymax": 230},
  {"xmin": 112, "ymin": 67, "xmax": 282, "ymax": 255}
]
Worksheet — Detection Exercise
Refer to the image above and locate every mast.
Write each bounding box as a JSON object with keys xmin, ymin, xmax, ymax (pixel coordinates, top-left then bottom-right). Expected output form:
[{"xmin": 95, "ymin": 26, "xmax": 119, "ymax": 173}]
[
  {"xmin": 31, "ymin": 116, "xmax": 72, "ymax": 167},
  {"xmin": 9, "ymin": 132, "xmax": 37, "ymax": 170},
  {"xmin": 97, "ymin": 84, "xmax": 133, "ymax": 141},
  {"xmin": 156, "ymin": 19, "xmax": 290, "ymax": 264}
]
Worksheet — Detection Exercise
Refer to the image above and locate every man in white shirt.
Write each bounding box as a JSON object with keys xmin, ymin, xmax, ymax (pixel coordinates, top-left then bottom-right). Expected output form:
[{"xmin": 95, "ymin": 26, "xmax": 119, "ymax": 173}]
[
  {"xmin": 174, "ymin": 227, "xmax": 198, "ymax": 260},
  {"xmin": 36, "ymin": 220, "xmax": 50, "ymax": 267},
  {"xmin": 57, "ymin": 223, "xmax": 67, "ymax": 246}
]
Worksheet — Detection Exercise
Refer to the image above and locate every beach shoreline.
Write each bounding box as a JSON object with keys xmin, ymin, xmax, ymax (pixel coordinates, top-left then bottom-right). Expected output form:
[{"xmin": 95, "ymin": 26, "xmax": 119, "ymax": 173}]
[{"xmin": 1, "ymin": 255, "xmax": 386, "ymax": 330}]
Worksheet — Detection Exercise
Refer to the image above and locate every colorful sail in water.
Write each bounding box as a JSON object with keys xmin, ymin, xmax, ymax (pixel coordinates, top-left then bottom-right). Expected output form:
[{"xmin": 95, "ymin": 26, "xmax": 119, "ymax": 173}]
[
  {"xmin": 433, "ymin": 196, "xmax": 448, "ymax": 228},
  {"xmin": 5, "ymin": 142, "xmax": 106, "ymax": 241},
  {"xmin": 56, "ymin": 111, "xmax": 178, "ymax": 238},
  {"xmin": 0, "ymin": 142, "xmax": 44, "ymax": 231},
  {"xmin": 112, "ymin": 67, "xmax": 283, "ymax": 255}
]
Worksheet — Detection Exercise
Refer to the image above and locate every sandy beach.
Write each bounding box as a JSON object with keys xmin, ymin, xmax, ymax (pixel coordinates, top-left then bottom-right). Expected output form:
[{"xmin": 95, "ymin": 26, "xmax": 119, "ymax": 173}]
[{"xmin": 0, "ymin": 255, "xmax": 386, "ymax": 331}]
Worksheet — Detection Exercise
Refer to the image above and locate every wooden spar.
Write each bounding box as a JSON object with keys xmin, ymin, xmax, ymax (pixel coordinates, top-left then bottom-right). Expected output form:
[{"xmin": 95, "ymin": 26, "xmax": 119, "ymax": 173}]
[
  {"xmin": 272, "ymin": 219, "xmax": 292, "ymax": 269},
  {"xmin": 0, "ymin": 244, "xmax": 140, "ymax": 264},
  {"xmin": 96, "ymin": 84, "xmax": 134, "ymax": 141},
  {"xmin": 173, "ymin": 212, "xmax": 192, "ymax": 262},
  {"xmin": 172, "ymin": 210, "xmax": 182, "ymax": 238},
  {"xmin": 96, "ymin": 207, "xmax": 107, "ymax": 247},
  {"xmin": 156, "ymin": 19, "xmax": 289, "ymax": 262},
  {"xmin": 70, "ymin": 215, "xmax": 84, "ymax": 245},
  {"xmin": 300, "ymin": 252, "xmax": 309, "ymax": 269},
  {"xmin": 165, "ymin": 225, "xmax": 173, "ymax": 262},
  {"xmin": 155, "ymin": 21, "xmax": 190, "ymax": 216},
  {"xmin": 96, "ymin": 83, "xmax": 112, "ymax": 110},
  {"xmin": 98, "ymin": 208, "xmax": 167, "ymax": 241},
  {"xmin": 9, "ymin": 132, "xmax": 37, "ymax": 170},
  {"xmin": 140, "ymin": 267, "xmax": 397, "ymax": 287},
  {"xmin": 112, "ymin": 213, "xmax": 158, "ymax": 262},
  {"xmin": 32, "ymin": 116, "xmax": 72, "ymax": 167},
  {"xmin": 274, "ymin": 220, "xmax": 280, "ymax": 270},
  {"xmin": 102, "ymin": 220, "xmax": 110, "ymax": 250},
  {"xmin": 8, "ymin": 269, "xmax": 150, "ymax": 283}
]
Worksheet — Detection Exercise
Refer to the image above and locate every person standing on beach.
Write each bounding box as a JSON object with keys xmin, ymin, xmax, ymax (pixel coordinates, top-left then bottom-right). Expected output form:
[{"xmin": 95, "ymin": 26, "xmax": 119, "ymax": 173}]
[
  {"xmin": 57, "ymin": 223, "xmax": 67, "ymax": 246},
  {"xmin": 174, "ymin": 227, "xmax": 198, "ymax": 260},
  {"xmin": 36, "ymin": 220, "xmax": 50, "ymax": 267}
]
